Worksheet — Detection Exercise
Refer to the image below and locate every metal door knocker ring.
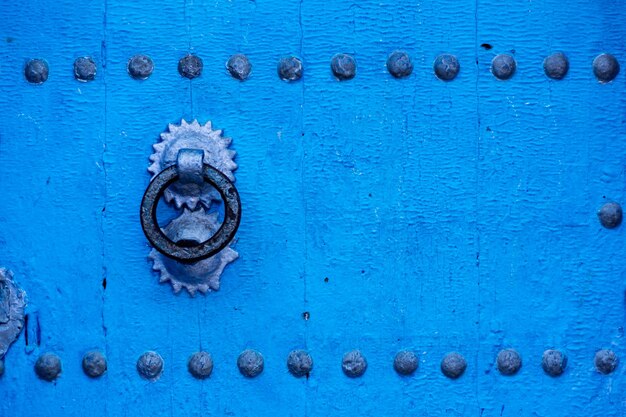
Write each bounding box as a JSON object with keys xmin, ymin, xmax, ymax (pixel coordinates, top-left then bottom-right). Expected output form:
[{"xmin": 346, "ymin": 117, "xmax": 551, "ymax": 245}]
[{"xmin": 140, "ymin": 150, "xmax": 241, "ymax": 263}]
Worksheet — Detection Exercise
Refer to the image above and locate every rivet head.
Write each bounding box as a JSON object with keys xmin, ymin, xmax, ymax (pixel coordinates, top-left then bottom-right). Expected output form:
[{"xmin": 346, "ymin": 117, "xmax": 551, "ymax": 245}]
[
  {"xmin": 387, "ymin": 50, "xmax": 413, "ymax": 79},
  {"xmin": 598, "ymin": 202, "xmax": 622, "ymax": 229},
  {"xmin": 82, "ymin": 350, "xmax": 107, "ymax": 378},
  {"xmin": 238, "ymin": 349, "xmax": 264, "ymax": 378},
  {"xmin": 178, "ymin": 55, "xmax": 203, "ymax": 79},
  {"xmin": 393, "ymin": 350, "xmax": 419, "ymax": 375},
  {"xmin": 330, "ymin": 53, "xmax": 357, "ymax": 81},
  {"xmin": 441, "ymin": 352, "xmax": 467, "ymax": 379},
  {"xmin": 35, "ymin": 353, "xmax": 62, "ymax": 381},
  {"xmin": 543, "ymin": 53, "xmax": 569, "ymax": 80},
  {"xmin": 24, "ymin": 59, "xmax": 49, "ymax": 84},
  {"xmin": 593, "ymin": 53, "xmax": 620, "ymax": 83},
  {"xmin": 595, "ymin": 349, "xmax": 619, "ymax": 374},
  {"xmin": 226, "ymin": 54, "xmax": 252, "ymax": 81},
  {"xmin": 278, "ymin": 56, "xmax": 303, "ymax": 82},
  {"xmin": 496, "ymin": 349, "xmax": 522, "ymax": 376},
  {"xmin": 542, "ymin": 349, "xmax": 567, "ymax": 377},
  {"xmin": 342, "ymin": 349, "xmax": 367, "ymax": 378},
  {"xmin": 127, "ymin": 55, "xmax": 154, "ymax": 80},
  {"xmin": 491, "ymin": 54, "xmax": 516, "ymax": 80},
  {"xmin": 188, "ymin": 351, "xmax": 214, "ymax": 379},
  {"xmin": 287, "ymin": 350, "xmax": 313, "ymax": 377},
  {"xmin": 73, "ymin": 57, "xmax": 96, "ymax": 82},
  {"xmin": 434, "ymin": 54, "xmax": 460, "ymax": 81},
  {"xmin": 136, "ymin": 351, "xmax": 164, "ymax": 381}
]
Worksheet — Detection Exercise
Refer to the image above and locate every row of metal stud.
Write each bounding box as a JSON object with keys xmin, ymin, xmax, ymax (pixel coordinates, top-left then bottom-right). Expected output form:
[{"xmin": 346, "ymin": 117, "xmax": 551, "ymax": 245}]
[
  {"xmin": 7, "ymin": 347, "xmax": 619, "ymax": 382},
  {"xmin": 20, "ymin": 51, "xmax": 621, "ymax": 84}
]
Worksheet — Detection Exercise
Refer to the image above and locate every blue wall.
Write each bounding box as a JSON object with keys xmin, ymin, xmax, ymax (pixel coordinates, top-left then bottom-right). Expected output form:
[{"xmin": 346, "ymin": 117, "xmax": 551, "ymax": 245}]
[{"xmin": 0, "ymin": 0, "xmax": 624, "ymax": 415}]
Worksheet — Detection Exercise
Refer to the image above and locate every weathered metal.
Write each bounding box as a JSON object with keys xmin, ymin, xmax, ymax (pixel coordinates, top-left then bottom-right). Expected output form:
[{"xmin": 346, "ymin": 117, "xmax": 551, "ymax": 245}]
[
  {"xmin": 594, "ymin": 349, "xmax": 618, "ymax": 374},
  {"xmin": 140, "ymin": 162, "xmax": 241, "ymax": 263},
  {"xmin": 598, "ymin": 202, "xmax": 622, "ymax": 229},
  {"xmin": 149, "ymin": 120, "xmax": 237, "ymax": 210},
  {"xmin": 330, "ymin": 53, "xmax": 357, "ymax": 81},
  {"xmin": 237, "ymin": 349, "xmax": 264, "ymax": 378},
  {"xmin": 433, "ymin": 54, "xmax": 460, "ymax": 81},
  {"xmin": 226, "ymin": 54, "xmax": 252, "ymax": 80},
  {"xmin": 73, "ymin": 57, "xmax": 97, "ymax": 82},
  {"xmin": 543, "ymin": 52, "xmax": 569, "ymax": 80},
  {"xmin": 24, "ymin": 59, "xmax": 48, "ymax": 84},
  {"xmin": 393, "ymin": 350, "xmax": 419, "ymax": 375},
  {"xmin": 149, "ymin": 207, "xmax": 238, "ymax": 294},
  {"xmin": 127, "ymin": 54, "xmax": 154, "ymax": 80},
  {"xmin": 491, "ymin": 54, "xmax": 516, "ymax": 80},
  {"xmin": 34, "ymin": 353, "xmax": 62, "ymax": 381},
  {"xmin": 386, "ymin": 50, "xmax": 413, "ymax": 78},
  {"xmin": 82, "ymin": 351, "xmax": 107, "ymax": 378},
  {"xmin": 440, "ymin": 352, "xmax": 467, "ymax": 379},
  {"xmin": 178, "ymin": 54, "xmax": 203, "ymax": 79},
  {"xmin": 136, "ymin": 351, "xmax": 164, "ymax": 381},
  {"xmin": 0, "ymin": 268, "xmax": 26, "ymax": 359},
  {"xmin": 277, "ymin": 56, "xmax": 303, "ymax": 81},
  {"xmin": 286, "ymin": 350, "xmax": 313, "ymax": 377},
  {"xmin": 496, "ymin": 349, "xmax": 522, "ymax": 376},
  {"xmin": 542, "ymin": 349, "xmax": 567, "ymax": 377},
  {"xmin": 593, "ymin": 53, "xmax": 620, "ymax": 83},
  {"xmin": 188, "ymin": 351, "xmax": 214, "ymax": 379},
  {"xmin": 341, "ymin": 350, "xmax": 367, "ymax": 378}
]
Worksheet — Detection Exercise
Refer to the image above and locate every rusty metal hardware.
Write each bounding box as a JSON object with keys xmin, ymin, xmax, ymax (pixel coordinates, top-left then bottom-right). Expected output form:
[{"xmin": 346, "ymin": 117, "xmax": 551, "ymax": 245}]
[
  {"xmin": 0, "ymin": 268, "xmax": 26, "ymax": 359},
  {"xmin": 140, "ymin": 150, "xmax": 241, "ymax": 263}
]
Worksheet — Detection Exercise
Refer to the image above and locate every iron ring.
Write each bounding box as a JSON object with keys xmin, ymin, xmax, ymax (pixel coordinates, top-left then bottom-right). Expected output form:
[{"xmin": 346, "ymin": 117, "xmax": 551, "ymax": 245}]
[{"xmin": 140, "ymin": 164, "xmax": 241, "ymax": 263}]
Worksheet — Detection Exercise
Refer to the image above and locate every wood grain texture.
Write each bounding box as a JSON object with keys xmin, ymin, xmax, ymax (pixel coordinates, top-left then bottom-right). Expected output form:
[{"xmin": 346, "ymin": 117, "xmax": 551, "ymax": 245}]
[{"xmin": 0, "ymin": 0, "xmax": 624, "ymax": 416}]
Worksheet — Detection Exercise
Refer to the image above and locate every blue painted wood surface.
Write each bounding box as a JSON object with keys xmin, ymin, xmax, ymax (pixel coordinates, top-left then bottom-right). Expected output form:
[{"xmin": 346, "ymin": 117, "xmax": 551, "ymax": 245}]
[{"xmin": 0, "ymin": 0, "xmax": 625, "ymax": 415}]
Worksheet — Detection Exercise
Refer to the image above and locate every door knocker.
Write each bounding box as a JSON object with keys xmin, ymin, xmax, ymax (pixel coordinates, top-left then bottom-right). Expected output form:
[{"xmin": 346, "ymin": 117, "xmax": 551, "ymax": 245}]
[{"xmin": 140, "ymin": 120, "xmax": 241, "ymax": 295}]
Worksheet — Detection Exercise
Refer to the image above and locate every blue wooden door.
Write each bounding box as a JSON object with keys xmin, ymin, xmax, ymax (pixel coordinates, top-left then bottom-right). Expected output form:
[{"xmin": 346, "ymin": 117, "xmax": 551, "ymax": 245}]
[{"xmin": 1, "ymin": 1, "xmax": 624, "ymax": 416}]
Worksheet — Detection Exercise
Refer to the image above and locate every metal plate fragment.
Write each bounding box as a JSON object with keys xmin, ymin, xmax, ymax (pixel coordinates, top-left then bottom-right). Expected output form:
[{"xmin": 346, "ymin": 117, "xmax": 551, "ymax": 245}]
[{"xmin": 0, "ymin": 268, "xmax": 26, "ymax": 358}]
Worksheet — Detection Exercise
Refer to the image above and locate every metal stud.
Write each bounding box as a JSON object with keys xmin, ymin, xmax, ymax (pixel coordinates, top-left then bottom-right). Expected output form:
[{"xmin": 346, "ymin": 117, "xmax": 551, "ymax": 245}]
[
  {"xmin": 136, "ymin": 351, "xmax": 164, "ymax": 381},
  {"xmin": 188, "ymin": 351, "xmax": 214, "ymax": 379},
  {"xmin": 542, "ymin": 349, "xmax": 567, "ymax": 377},
  {"xmin": 393, "ymin": 350, "xmax": 419, "ymax": 376},
  {"xmin": 595, "ymin": 349, "xmax": 619, "ymax": 375},
  {"xmin": 278, "ymin": 56, "xmax": 303, "ymax": 82},
  {"xmin": 82, "ymin": 350, "xmax": 107, "ymax": 378},
  {"xmin": 330, "ymin": 53, "xmax": 356, "ymax": 81},
  {"xmin": 491, "ymin": 54, "xmax": 516, "ymax": 80},
  {"xmin": 127, "ymin": 55, "xmax": 154, "ymax": 80},
  {"xmin": 342, "ymin": 350, "xmax": 367, "ymax": 378},
  {"xmin": 593, "ymin": 53, "xmax": 620, "ymax": 83},
  {"xmin": 433, "ymin": 54, "xmax": 460, "ymax": 81},
  {"xmin": 598, "ymin": 202, "xmax": 622, "ymax": 229},
  {"xmin": 24, "ymin": 59, "xmax": 49, "ymax": 84},
  {"xmin": 226, "ymin": 54, "xmax": 252, "ymax": 81},
  {"xmin": 543, "ymin": 53, "xmax": 569, "ymax": 80},
  {"xmin": 287, "ymin": 350, "xmax": 313, "ymax": 377},
  {"xmin": 441, "ymin": 352, "xmax": 467, "ymax": 379},
  {"xmin": 35, "ymin": 353, "xmax": 62, "ymax": 381},
  {"xmin": 496, "ymin": 349, "xmax": 522, "ymax": 376},
  {"xmin": 238, "ymin": 349, "xmax": 264, "ymax": 378},
  {"xmin": 73, "ymin": 57, "xmax": 96, "ymax": 82},
  {"xmin": 178, "ymin": 55, "xmax": 203, "ymax": 79},
  {"xmin": 386, "ymin": 50, "xmax": 413, "ymax": 79}
]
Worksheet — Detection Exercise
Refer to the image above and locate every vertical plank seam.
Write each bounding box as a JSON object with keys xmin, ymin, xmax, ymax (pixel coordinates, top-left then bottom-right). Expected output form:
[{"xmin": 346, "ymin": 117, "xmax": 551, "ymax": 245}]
[
  {"xmin": 474, "ymin": 0, "xmax": 483, "ymax": 414},
  {"xmin": 298, "ymin": 1, "xmax": 309, "ymax": 416},
  {"xmin": 100, "ymin": 0, "xmax": 109, "ymax": 415}
]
